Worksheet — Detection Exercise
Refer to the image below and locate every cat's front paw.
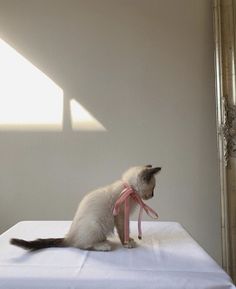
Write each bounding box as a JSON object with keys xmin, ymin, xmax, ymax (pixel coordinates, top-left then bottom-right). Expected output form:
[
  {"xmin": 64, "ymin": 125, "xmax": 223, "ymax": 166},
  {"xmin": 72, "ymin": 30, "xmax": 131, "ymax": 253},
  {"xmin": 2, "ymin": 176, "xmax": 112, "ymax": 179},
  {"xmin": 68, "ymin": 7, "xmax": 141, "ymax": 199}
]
[{"xmin": 123, "ymin": 238, "xmax": 136, "ymax": 249}]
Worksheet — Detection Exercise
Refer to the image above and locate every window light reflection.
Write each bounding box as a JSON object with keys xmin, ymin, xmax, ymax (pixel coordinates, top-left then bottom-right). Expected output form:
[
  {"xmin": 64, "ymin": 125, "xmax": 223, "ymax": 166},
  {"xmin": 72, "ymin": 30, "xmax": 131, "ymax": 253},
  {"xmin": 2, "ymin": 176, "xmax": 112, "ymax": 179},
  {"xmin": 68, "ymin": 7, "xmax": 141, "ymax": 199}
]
[
  {"xmin": 70, "ymin": 99, "xmax": 106, "ymax": 131},
  {"xmin": 0, "ymin": 39, "xmax": 63, "ymax": 130}
]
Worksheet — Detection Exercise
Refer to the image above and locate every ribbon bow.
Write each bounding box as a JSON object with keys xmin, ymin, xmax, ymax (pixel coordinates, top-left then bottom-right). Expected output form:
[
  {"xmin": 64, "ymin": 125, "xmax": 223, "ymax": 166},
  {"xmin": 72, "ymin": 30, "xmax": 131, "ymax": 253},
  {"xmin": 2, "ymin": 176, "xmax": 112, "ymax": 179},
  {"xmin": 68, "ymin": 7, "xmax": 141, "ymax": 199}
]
[{"xmin": 113, "ymin": 184, "xmax": 159, "ymax": 244}]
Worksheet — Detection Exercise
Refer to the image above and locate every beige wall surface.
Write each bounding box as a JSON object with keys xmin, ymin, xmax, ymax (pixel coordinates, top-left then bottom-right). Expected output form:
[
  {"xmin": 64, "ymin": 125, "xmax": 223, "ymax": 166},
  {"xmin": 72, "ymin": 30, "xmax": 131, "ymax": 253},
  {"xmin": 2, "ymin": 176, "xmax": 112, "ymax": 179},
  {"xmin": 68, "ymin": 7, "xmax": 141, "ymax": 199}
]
[{"xmin": 0, "ymin": 0, "xmax": 221, "ymax": 263}]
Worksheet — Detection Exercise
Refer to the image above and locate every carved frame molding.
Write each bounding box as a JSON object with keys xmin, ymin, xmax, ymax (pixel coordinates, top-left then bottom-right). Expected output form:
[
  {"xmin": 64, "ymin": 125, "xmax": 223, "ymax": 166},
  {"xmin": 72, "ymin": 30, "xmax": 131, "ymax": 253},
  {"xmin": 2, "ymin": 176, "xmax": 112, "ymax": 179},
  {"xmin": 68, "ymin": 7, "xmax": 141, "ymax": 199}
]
[{"xmin": 213, "ymin": 0, "xmax": 236, "ymax": 282}]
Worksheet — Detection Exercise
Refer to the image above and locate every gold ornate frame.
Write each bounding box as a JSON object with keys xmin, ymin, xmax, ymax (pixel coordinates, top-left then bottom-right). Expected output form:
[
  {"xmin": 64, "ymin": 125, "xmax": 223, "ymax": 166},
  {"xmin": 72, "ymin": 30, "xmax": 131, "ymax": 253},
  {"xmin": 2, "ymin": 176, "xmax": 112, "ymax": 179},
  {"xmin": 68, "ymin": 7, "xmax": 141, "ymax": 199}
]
[{"xmin": 213, "ymin": 0, "xmax": 236, "ymax": 282}]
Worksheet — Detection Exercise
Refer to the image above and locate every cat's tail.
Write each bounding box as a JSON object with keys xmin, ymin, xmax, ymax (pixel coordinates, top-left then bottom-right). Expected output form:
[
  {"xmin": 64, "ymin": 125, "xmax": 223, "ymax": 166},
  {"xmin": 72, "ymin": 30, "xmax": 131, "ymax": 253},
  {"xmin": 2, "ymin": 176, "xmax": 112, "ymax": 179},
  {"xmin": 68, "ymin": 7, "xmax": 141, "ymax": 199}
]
[{"xmin": 10, "ymin": 237, "xmax": 66, "ymax": 251}]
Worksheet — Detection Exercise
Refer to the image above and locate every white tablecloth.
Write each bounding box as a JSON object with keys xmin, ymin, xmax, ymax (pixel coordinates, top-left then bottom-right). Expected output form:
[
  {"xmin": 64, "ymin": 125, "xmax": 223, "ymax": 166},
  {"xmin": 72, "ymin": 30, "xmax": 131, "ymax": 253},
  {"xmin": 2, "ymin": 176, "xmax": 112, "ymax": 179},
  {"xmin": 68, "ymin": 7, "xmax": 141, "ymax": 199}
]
[{"xmin": 0, "ymin": 221, "xmax": 234, "ymax": 289}]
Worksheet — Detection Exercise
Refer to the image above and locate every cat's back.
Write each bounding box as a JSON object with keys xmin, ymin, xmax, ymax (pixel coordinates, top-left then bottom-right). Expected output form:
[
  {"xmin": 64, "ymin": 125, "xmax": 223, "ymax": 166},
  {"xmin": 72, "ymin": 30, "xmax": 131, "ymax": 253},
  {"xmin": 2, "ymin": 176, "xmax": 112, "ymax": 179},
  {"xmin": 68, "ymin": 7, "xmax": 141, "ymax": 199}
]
[{"xmin": 78, "ymin": 180, "xmax": 122, "ymax": 214}]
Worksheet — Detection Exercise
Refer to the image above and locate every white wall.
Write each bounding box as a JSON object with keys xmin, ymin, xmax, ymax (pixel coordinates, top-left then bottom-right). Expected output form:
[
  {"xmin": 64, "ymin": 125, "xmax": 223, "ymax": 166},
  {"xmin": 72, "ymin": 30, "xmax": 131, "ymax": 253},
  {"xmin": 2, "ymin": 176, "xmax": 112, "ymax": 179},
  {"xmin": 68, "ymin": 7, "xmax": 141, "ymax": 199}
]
[{"xmin": 0, "ymin": 0, "xmax": 222, "ymax": 263}]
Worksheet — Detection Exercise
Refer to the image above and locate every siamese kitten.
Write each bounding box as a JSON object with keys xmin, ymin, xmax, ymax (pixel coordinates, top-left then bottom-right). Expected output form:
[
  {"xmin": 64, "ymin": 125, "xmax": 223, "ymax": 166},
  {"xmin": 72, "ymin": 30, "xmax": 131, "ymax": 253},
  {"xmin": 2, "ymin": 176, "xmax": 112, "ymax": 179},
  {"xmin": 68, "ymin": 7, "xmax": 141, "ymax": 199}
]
[{"xmin": 10, "ymin": 165, "xmax": 161, "ymax": 251}]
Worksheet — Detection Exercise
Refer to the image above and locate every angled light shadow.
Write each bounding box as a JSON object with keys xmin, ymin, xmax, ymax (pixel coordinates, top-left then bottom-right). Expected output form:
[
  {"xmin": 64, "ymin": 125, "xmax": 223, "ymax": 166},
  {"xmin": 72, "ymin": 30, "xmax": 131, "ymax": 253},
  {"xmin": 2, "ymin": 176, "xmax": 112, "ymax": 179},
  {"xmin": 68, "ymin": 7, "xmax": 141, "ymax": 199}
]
[
  {"xmin": 0, "ymin": 39, "xmax": 63, "ymax": 131},
  {"xmin": 0, "ymin": 39, "xmax": 107, "ymax": 132},
  {"xmin": 70, "ymin": 99, "xmax": 106, "ymax": 131}
]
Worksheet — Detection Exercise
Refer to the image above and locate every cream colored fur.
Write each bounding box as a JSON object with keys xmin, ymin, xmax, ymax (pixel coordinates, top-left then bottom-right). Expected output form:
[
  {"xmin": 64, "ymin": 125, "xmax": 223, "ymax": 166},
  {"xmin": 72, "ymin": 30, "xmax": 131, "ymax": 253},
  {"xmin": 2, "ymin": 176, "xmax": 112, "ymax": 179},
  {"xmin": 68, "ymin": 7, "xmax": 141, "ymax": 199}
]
[{"xmin": 65, "ymin": 165, "xmax": 161, "ymax": 251}]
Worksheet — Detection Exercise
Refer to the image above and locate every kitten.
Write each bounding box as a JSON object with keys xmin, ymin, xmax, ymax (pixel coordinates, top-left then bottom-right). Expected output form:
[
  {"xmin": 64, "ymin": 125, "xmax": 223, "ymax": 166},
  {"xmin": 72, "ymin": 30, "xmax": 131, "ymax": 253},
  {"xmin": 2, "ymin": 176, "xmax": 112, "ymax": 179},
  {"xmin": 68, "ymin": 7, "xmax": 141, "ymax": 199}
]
[{"xmin": 10, "ymin": 165, "xmax": 161, "ymax": 251}]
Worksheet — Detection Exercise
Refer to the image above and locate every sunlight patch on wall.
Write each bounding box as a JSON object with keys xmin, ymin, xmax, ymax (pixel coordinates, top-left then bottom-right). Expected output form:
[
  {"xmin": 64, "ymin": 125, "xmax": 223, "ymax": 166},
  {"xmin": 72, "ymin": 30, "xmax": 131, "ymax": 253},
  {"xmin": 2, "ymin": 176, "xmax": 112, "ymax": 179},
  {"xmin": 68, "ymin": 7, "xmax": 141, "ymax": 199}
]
[
  {"xmin": 70, "ymin": 99, "xmax": 106, "ymax": 131},
  {"xmin": 0, "ymin": 39, "xmax": 63, "ymax": 130}
]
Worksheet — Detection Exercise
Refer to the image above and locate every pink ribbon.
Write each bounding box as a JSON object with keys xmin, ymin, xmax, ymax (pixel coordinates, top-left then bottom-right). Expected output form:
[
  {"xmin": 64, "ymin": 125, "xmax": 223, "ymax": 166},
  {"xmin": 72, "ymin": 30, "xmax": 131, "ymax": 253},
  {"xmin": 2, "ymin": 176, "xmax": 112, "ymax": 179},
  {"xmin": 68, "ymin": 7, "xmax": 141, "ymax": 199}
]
[{"xmin": 113, "ymin": 184, "xmax": 159, "ymax": 244}]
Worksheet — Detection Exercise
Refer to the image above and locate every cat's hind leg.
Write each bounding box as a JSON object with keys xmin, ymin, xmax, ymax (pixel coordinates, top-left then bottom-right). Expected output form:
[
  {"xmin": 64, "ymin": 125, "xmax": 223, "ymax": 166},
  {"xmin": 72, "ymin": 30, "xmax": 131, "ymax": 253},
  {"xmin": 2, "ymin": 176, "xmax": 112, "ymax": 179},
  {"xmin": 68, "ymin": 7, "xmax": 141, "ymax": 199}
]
[
  {"xmin": 91, "ymin": 241, "xmax": 111, "ymax": 251},
  {"xmin": 68, "ymin": 220, "xmax": 112, "ymax": 251}
]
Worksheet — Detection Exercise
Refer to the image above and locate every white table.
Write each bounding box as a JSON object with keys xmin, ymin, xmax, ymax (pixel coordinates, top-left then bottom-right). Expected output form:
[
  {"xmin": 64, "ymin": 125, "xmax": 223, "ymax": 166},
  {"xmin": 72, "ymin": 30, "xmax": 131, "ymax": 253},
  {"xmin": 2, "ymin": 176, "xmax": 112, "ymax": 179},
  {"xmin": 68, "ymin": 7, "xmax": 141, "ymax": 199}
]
[{"xmin": 0, "ymin": 221, "xmax": 235, "ymax": 289}]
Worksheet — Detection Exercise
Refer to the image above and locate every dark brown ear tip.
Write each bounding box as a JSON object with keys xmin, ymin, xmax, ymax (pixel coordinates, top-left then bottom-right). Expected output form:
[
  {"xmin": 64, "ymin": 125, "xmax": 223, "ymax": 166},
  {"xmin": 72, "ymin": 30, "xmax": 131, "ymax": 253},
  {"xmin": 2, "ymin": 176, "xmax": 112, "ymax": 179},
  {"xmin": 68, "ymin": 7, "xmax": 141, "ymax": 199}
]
[{"xmin": 153, "ymin": 167, "xmax": 161, "ymax": 173}]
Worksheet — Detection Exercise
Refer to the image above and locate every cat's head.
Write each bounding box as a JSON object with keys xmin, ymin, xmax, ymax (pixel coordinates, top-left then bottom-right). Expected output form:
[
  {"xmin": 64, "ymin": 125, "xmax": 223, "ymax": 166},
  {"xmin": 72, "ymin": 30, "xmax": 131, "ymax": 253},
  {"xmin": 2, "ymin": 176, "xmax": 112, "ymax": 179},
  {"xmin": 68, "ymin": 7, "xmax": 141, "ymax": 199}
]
[{"xmin": 122, "ymin": 165, "xmax": 161, "ymax": 200}]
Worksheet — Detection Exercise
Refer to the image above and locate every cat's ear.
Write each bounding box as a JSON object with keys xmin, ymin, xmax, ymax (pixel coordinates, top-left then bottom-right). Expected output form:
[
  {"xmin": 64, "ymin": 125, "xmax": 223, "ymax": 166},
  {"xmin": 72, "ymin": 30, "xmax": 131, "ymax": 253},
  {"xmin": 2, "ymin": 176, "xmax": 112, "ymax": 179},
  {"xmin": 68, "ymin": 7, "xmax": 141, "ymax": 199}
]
[
  {"xmin": 142, "ymin": 167, "xmax": 161, "ymax": 182},
  {"xmin": 145, "ymin": 164, "xmax": 152, "ymax": 168}
]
